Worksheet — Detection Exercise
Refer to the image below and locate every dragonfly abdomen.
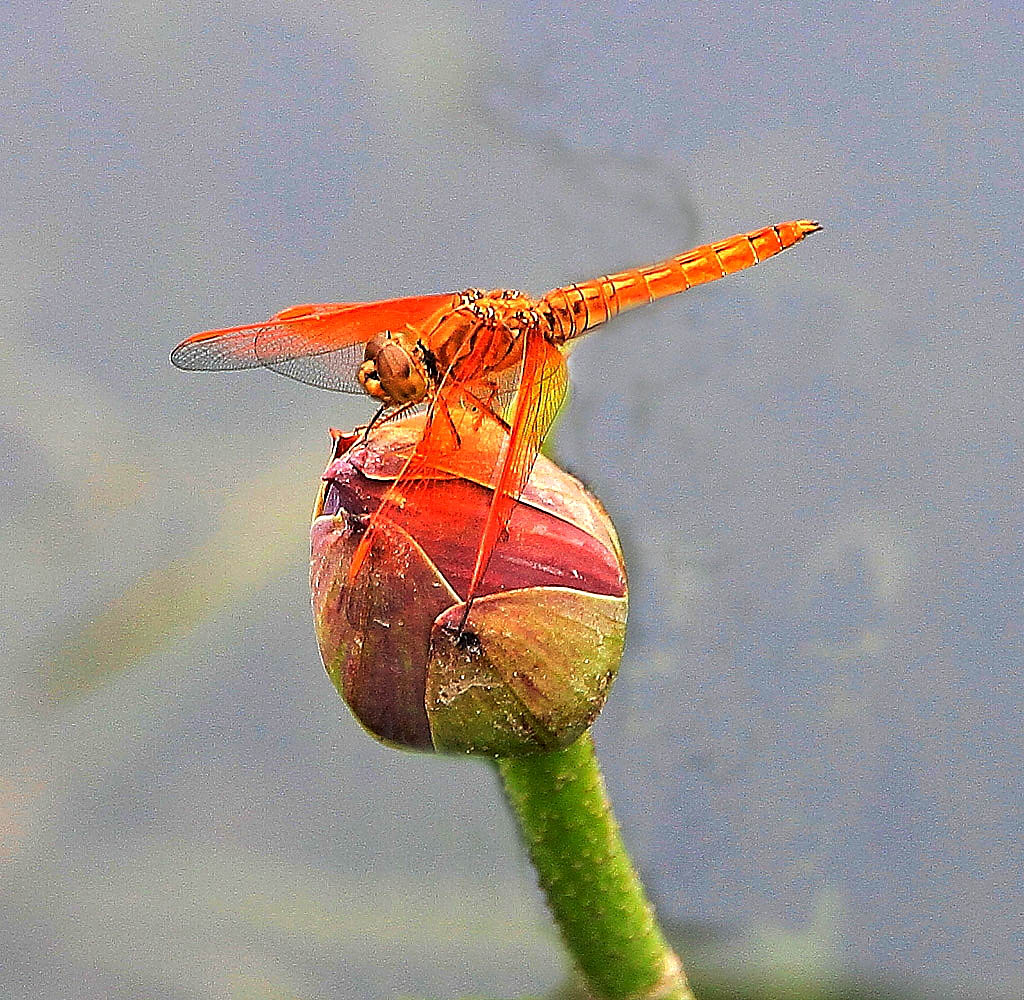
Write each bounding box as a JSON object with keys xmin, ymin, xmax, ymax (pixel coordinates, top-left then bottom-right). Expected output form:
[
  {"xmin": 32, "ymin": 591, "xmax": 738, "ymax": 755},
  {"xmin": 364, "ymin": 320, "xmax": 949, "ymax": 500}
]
[{"xmin": 544, "ymin": 219, "xmax": 820, "ymax": 342}]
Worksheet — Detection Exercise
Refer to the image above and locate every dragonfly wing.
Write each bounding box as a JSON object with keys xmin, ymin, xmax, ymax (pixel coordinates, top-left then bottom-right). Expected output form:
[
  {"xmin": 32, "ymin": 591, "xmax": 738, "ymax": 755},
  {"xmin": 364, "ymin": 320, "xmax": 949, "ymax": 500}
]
[
  {"xmin": 171, "ymin": 293, "xmax": 457, "ymax": 392},
  {"xmin": 346, "ymin": 381, "xmax": 486, "ymax": 585},
  {"xmin": 261, "ymin": 344, "xmax": 367, "ymax": 393},
  {"xmin": 466, "ymin": 329, "xmax": 569, "ymax": 601},
  {"xmin": 480, "ymin": 365, "xmax": 522, "ymax": 420},
  {"xmin": 345, "ymin": 333, "xmax": 568, "ymax": 614}
]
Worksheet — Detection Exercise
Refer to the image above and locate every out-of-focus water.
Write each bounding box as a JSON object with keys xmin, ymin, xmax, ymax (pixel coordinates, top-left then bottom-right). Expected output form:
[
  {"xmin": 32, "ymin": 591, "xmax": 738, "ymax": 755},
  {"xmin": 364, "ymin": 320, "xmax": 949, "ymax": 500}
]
[{"xmin": 2, "ymin": 3, "xmax": 1020, "ymax": 998}]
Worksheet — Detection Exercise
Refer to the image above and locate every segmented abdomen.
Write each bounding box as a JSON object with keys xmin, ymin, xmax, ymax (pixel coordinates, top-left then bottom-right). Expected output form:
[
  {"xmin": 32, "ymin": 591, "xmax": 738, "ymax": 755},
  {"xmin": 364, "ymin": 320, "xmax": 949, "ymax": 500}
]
[{"xmin": 543, "ymin": 219, "xmax": 821, "ymax": 342}]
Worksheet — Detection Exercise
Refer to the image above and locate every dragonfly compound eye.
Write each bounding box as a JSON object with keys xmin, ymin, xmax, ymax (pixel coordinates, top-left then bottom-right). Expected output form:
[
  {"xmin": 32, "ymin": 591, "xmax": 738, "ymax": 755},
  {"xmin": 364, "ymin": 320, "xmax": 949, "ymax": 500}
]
[
  {"xmin": 375, "ymin": 341, "xmax": 427, "ymax": 404},
  {"xmin": 357, "ymin": 333, "xmax": 426, "ymax": 405},
  {"xmin": 364, "ymin": 332, "xmax": 388, "ymax": 362}
]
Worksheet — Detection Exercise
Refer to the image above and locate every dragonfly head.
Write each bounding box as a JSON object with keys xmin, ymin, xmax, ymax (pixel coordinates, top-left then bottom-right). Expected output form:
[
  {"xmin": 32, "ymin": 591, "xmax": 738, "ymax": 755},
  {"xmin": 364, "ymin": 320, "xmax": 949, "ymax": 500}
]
[{"xmin": 358, "ymin": 331, "xmax": 428, "ymax": 406}]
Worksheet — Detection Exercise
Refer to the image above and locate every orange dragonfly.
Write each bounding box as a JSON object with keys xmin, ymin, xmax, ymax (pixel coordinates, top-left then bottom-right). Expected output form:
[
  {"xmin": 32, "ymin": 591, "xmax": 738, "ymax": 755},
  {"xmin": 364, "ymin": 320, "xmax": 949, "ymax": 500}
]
[{"xmin": 173, "ymin": 219, "xmax": 820, "ymax": 617}]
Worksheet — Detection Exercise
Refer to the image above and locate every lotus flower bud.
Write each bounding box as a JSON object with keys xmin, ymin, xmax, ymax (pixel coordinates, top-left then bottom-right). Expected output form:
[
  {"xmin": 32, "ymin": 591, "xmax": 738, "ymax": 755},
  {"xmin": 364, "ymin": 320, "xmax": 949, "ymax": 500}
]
[{"xmin": 310, "ymin": 414, "xmax": 628, "ymax": 756}]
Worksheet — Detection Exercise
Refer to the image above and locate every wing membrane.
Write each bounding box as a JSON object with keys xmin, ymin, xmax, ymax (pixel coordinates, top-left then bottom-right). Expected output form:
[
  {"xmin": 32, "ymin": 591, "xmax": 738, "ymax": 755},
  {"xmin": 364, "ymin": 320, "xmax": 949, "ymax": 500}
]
[
  {"xmin": 263, "ymin": 344, "xmax": 368, "ymax": 393},
  {"xmin": 351, "ymin": 333, "xmax": 568, "ymax": 604},
  {"xmin": 170, "ymin": 293, "xmax": 457, "ymax": 391},
  {"xmin": 465, "ymin": 329, "xmax": 569, "ymax": 600},
  {"xmin": 346, "ymin": 380, "xmax": 495, "ymax": 584}
]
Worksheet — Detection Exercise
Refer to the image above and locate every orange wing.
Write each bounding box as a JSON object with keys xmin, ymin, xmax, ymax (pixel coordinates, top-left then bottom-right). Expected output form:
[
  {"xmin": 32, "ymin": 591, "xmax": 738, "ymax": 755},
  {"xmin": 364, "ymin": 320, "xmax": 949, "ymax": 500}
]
[
  {"xmin": 465, "ymin": 329, "xmax": 569, "ymax": 603},
  {"xmin": 346, "ymin": 378, "xmax": 494, "ymax": 588},
  {"xmin": 346, "ymin": 331, "xmax": 568, "ymax": 613},
  {"xmin": 170, "ymin": 293, "xmax": 457, "ymax": 392}
]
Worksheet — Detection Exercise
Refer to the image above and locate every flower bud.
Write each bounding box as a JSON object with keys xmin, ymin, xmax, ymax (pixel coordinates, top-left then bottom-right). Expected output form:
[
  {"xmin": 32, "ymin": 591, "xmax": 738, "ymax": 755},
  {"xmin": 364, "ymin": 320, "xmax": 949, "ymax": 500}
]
[{"xmin": 310, "ymin": 414, "xmax": 628, "ymax": 756}]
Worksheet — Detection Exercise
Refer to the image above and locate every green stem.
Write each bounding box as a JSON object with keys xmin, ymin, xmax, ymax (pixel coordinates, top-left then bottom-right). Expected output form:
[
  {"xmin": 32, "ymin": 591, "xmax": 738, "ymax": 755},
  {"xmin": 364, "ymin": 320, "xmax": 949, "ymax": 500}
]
[{"xmin": 496, "ymin": 734, "xmax": 695, "ymax": 1000}]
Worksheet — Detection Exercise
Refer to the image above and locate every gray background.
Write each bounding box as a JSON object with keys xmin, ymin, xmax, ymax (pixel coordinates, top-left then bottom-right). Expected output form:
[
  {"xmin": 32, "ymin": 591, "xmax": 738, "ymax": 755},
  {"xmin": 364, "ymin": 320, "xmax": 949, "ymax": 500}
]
[{"xmin": 2, "ymin": 2, "xmax": 1020, "ymax": 998}]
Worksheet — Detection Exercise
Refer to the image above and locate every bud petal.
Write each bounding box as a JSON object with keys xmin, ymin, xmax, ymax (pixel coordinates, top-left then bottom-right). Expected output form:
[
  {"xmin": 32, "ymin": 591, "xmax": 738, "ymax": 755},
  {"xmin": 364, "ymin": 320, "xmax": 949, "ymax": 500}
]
[
  {"xmin": 310, "ymin": 415, "xmax": 627, "ymax": 756},
  {"xmin": 426, "ymin": 588, "xmax": 625, "ymax": 755}
]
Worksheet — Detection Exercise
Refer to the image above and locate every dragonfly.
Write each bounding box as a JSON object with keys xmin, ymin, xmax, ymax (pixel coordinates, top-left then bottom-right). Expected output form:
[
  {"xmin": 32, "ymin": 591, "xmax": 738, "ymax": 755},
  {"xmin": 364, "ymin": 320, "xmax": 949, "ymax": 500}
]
[{"xmin": 172, "ymin": 219, "xmax": 821, "ymax": 619}]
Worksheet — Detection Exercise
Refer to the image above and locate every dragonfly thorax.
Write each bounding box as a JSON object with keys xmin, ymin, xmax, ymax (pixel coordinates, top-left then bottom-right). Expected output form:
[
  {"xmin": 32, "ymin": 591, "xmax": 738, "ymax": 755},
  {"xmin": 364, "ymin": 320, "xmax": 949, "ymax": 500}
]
[
  {"xmin": 358, "ymin": 331, "xmax": 429, "ymax": 406},
  {"xmin": 425, "ymin": 289, "xmax": 553, "ymax": 385}
]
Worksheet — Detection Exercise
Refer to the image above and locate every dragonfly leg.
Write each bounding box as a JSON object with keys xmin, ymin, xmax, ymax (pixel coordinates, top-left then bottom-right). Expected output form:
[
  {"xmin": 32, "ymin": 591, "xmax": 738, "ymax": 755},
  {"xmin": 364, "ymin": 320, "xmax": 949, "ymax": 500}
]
[
  {"xmin": 360, "ymin": 402, "xmax": 390, "ymax": 443},
  {"xmin": 448, "ymin": 385, "xmax": 492, "ymax": 433},
  {"xmin": 432, "ymin": 393, "xmax": 463, "ymax": 450},
  {"xmin": 378, "ymin": 399, "xmax": 423, "ymax": 430},
  {"xmin": 448, "ymin": 596, "xmax": 477, "ymax": 642}
]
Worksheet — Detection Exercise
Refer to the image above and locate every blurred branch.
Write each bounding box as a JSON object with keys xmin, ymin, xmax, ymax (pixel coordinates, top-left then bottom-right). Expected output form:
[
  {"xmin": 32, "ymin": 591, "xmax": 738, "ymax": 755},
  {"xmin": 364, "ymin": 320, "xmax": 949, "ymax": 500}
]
[
  {"xmin": 0, "ymin": 335, "xmax": 143, "ymax": 513},
  {"xmin": 47, "ymin": 458, "xmax": 316, "ymax": 699}
]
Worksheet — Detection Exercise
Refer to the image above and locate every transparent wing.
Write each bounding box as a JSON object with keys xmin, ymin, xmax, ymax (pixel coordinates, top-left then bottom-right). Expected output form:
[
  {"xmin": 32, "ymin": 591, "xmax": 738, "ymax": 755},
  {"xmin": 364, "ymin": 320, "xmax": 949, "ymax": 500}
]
[
  {"xmin": 262, "ymin": 343, "xmax": 367, "ymax": 393},
  {"xmin": 345, "ymin": 380, "xmax": 498, "ymax": 588},
  {"xmin": 171, "ymin": 293, "xmax": 458, "ymax": 392},
  {"xmin": 344, "ymin": 317, "xmax": 568, "ymax": 613},
  {"xmin": 465, "ymin": 329, "xmax": 569, "ymax": 600}
]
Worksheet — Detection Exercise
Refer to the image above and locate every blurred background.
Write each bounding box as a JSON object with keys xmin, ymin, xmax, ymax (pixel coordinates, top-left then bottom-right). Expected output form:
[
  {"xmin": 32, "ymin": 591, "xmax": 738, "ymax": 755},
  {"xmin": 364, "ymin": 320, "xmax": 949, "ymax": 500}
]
[{"xmin": 2, "ymin": 2, "xmax": 1020, "ymax": 998}]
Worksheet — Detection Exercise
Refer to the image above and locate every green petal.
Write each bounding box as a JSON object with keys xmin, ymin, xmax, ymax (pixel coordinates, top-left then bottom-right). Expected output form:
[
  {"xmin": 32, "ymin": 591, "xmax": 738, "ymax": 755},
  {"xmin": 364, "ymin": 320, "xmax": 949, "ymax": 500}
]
[{"xmin": 426, "ymin": 587, "xmax": 627, "ymax": 756}]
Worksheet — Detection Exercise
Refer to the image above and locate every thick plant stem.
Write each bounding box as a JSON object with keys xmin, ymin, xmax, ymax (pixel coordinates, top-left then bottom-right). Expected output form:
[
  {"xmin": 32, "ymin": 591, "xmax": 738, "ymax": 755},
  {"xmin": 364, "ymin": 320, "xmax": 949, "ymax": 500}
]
[{"xmin": 496, "ymin": 734, "xmax": 695, "ymax": 1000}]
